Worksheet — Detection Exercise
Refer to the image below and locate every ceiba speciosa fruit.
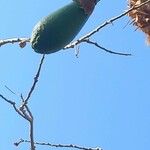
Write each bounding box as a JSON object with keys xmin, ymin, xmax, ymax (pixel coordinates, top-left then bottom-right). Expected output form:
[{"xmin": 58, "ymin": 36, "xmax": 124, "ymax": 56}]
[{"xmin": 31, "ymin": 0, "xmax": 100, "ymax": 54}]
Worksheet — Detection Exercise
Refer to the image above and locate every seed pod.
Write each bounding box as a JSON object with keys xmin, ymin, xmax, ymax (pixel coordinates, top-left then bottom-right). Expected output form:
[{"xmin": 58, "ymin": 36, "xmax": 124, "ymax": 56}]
[{"xmin": 31, "ymin": 0, "xmax": 100, "ymax": 54}]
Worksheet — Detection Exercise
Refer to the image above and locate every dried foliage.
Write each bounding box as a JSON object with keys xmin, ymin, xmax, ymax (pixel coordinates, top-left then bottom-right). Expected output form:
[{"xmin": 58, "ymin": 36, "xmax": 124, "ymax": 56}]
[{"xmin": 128, "ymin": 0, "xmax": 150, "ymax": 43}]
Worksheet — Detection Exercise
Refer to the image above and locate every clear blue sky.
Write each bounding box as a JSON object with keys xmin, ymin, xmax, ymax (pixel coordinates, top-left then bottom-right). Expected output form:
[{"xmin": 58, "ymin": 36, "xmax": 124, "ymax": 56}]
[{"xmin": 0, "ymin": 1, "xmax": 150, "ymax": 150}]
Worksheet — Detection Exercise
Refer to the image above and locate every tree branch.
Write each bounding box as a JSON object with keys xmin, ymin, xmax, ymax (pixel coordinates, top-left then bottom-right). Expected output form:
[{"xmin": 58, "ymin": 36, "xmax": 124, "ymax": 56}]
[
  {"xmin": 0, "ymin": 93, "xmax": 35, "ymax": 150},
  {"xmin": 14, "ymin": 139, "xmax": 102, "ymax": 150},
  {"xmin": 24, "ymin": 54, "xmax": 45, "ymax": 104},
  {"xmin": 0, "ymin": 94, "xmax": 27, "ymax": 120},
  {"xmin": 28, "ymin": 112, "xmax": 35, "ymax": 150},
  {"xmin": 83, "ymin": 39, "xmax": 131, "ymax": 56},
  {"xmin": 0, "ymin": 38, "xmax": 30, "ymax": 47},
  {"xmin": 0, "ymin": 54, "xmax": 46, "ymax": 150}
]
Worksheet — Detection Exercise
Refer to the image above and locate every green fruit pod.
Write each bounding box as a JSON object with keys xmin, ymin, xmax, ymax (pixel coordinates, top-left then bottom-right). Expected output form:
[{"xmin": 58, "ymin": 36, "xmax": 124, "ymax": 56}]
[{"xmin": 31, "ymin": 0, "xmax": 100, "ymax": 54}]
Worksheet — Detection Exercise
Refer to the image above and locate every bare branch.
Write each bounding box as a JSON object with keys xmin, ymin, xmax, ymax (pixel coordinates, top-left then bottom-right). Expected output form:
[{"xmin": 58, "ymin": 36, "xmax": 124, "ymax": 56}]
[
  {"xmin": 0, "ymin": 92, "xmax": 36, "ymax": 150},
  {"xmin": 0, "ymin": 94, "xmax": 27, "ymax": 120},
  {"xmin": 0, "ymin": 38, "xmax": 30, "ymax": 47},
  {"xmin": 29, "ymin": 120, "xmax": 35, "ymax": 150},
  {"xmin": 0, "ymin": 54, "xmax": 46, "ymax": 150},
  {"xmin": 18, "ymin": 54, "xmax": 46, "ymax": 150},
  {"xmin": 20, "ymin": 92, "xmax": 36, "ymax": 150},
  {"xmin": 14, "ymin": 139, "xmax": 102, "ymax": 150},
  {"xmin": 5, "ymin": 85, "xmax": 17, "ymax": 95},
  {"xmin": 25, "ymin": 105, "xmax": 33, "ymax": 120},
  {"xmin": 83, "ymin": 39, "xmax": 131, "ymax": 56},
  {"xmin": 18, "ymin": 55, "xmax": 46, "ymax": 150},
  {"xmin": 24, "ymin": 54, "xmax": 45, "ymax": 104},
  {"xmin": 26, "ymin": 105, "xmax": 35, "ymax": 150}
]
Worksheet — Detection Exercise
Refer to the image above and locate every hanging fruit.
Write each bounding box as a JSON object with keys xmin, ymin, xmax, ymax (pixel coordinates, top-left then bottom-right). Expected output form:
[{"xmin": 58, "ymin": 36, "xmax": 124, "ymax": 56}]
[
  {"xmin": 128, "ymin": 0, "xmax": 150, "ymax": 43},
  {"xmin": 31, "ymin": 0, "xmax": 100, "ymax": 54}
]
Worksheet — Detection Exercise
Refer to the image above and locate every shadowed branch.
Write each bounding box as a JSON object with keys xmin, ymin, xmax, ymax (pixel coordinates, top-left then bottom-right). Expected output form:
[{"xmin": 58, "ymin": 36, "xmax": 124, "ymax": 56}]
[
  {"xmin": 24, "ymin": 54, "xmax": 45, "ymax": 104},
  {"xmin": 83, "ymin": 39, "xmax": 132, "ymax": 56}
]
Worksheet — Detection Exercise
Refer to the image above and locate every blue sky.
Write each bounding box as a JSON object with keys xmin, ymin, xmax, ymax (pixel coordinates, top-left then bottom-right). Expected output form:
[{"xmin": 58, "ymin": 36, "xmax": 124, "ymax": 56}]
[{"xmin": 0, "ymin": 0, "xmax": 150, "ymax": 150}]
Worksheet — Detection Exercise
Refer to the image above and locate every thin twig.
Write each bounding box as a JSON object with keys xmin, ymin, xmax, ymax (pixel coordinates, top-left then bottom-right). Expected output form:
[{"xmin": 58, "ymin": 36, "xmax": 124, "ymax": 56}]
[
  {"xmin": 83, "ymin": 39, "xmax": 131, "ymax": 56},
  {"xmin": 0, "ymin": 94, "xmax": 27, "ymax": 120},
  {"xmin": 14, "ymin": 139, "xmax": 102, "ymax": 150},
  {"xmin": 24, "ymin": 54, "xmax": 45, "ymax": 104},
  {"xmin": 5, "ymin": 85, "xmax": 17, "ymax": 95}
]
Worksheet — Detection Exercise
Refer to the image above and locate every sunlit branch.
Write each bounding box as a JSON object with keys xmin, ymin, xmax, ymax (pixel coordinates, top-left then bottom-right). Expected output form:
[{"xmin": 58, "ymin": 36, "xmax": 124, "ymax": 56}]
[
  {"xmin": 14, "ymin": 139, "xmax": 102, "ymax": 150},
  {"xmin": 0, "ymin": 38, "xmax": 30, "ymax": 47}
]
